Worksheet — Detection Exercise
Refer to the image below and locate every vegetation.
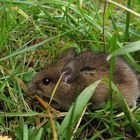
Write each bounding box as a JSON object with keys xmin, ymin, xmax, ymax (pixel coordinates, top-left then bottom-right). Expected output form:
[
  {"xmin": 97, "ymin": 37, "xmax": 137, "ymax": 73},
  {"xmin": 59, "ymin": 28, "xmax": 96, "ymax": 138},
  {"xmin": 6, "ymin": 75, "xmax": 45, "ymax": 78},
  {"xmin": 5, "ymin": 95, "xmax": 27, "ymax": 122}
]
[{"xmin": 0, "ymin": 0, "xmax": 140, "ymax": 139}]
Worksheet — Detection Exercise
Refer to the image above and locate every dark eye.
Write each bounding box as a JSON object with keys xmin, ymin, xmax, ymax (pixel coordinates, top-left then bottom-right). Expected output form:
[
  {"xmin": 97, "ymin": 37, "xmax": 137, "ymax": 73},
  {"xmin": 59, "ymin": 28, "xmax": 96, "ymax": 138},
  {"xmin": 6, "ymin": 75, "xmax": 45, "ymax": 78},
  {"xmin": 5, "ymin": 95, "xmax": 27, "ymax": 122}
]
[{"xmin": 43, "ymin": 77, "xmax": 51, "ymax": 85}]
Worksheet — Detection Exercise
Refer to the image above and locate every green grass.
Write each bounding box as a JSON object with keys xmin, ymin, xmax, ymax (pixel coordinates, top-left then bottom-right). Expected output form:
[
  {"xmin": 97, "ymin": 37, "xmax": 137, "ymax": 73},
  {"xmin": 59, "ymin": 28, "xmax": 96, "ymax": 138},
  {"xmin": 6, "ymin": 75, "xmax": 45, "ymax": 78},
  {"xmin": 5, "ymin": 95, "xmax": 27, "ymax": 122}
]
[{"xmin": 0, "ymin": 0, "xmax": 140, "ymax": 139}]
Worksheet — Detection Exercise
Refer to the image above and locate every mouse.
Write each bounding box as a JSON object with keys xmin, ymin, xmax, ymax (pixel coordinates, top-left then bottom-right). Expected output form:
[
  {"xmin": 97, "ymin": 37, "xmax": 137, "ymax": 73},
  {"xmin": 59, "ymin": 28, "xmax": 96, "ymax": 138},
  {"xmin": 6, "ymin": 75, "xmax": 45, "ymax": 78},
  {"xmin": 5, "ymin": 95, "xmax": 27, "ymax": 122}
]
[{"xmin": 28, "ymin": 47, "xmax": 140, "ymax": 111}]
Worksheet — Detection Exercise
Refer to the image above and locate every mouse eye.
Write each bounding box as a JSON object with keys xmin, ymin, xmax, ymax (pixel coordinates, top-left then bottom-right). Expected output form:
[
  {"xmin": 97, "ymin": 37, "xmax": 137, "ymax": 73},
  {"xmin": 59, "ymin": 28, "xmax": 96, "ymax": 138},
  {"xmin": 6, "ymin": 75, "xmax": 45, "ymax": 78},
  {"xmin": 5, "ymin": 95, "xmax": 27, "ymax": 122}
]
[{"xmin": 43, "ymin": 77, "xmax": 51, "ymax": 85}]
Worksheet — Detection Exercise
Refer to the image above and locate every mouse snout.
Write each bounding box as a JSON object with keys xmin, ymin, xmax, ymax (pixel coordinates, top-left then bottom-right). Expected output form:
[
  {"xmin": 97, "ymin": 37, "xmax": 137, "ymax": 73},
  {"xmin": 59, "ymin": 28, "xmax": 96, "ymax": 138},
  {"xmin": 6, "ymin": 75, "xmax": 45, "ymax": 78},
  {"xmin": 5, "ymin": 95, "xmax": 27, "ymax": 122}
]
[{"xmin": 28, "ymin": 82, "xmax": 38, "ymax": 95}]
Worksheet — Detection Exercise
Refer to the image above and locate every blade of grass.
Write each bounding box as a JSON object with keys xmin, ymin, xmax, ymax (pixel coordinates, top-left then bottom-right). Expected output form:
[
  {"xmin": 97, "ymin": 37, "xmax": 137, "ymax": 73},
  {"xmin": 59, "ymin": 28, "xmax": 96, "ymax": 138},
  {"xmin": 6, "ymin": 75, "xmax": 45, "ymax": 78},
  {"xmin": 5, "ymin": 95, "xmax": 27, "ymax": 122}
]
[
  {"xmin": 32, "ymin": 128, "xmax": 44, "ymax": 140},
  {"xmin": 110, "ymin": 12, "xmax": 121, "ymax": 41},
  {"xmin": 23, "ymin": 125, "xmax": 28, "ymax": 140},
  {"xmin": 124, "ymin": 0, "xmax": 131, "ymax": 41},
  {"xmin": 111, "ymin": 82, "xmax": 140, "ymax": 137},
  {"xmin": 89, "ymin": 128, "xmax": 108, "ymax": 140},
  {"xmin": 106, "ymin": 0, "xmax": 140, "ymax": 18},
  {"xmin": 35, "ymin": 95, "xmax": 58, "ymax": 140},
  {"xmin": 102, "ymin": 1, "xmax": 107, "ymax": 52},
  {"xmin": 0, "ymin": 112, "xmax": 45, "ymax": 117},
  {"xmin": 49, "ymin": 73, "xmax": 63, "ymax": 105},
  {"xmin": 108, "ymin": 32, "xmax": 118, "ymax": 134},
  {"xmin": 107, "ymin": 40, "xmax": 140, "ymax": 60},
  {"xmin": 11, "ymin": 6, "xmax": 30, "ymax": 20},
  {"xmin": 59, "ymin": 79, "xmax": 102, "ymax": 139}
]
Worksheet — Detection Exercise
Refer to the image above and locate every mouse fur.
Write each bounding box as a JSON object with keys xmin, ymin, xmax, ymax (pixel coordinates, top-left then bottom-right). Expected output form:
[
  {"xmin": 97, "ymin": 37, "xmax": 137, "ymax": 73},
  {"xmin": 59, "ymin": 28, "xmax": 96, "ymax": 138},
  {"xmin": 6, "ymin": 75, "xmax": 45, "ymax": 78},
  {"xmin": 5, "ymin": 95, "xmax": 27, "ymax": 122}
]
[{"xmin": 28, "ymin": 47, "xmax": 140, "ymax": 110}]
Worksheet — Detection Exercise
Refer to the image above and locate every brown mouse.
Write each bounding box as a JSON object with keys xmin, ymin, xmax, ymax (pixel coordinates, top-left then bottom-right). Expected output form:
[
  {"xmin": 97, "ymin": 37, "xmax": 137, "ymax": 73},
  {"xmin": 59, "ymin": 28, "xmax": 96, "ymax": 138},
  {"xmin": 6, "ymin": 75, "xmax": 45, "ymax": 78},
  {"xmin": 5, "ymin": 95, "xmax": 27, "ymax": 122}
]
[{"xmin": 28, "ymin": 47, "xmax": 140, "ymax": 111}]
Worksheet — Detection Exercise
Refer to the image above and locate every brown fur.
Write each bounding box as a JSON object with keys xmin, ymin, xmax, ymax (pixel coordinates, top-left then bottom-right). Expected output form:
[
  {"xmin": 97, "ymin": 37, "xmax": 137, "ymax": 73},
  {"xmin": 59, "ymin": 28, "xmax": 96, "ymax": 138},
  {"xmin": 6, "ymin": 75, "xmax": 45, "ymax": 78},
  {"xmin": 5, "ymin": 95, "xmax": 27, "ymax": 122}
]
[{"xmin": 28, "ymin": 47, "xmax": 140, "ymax": 110}]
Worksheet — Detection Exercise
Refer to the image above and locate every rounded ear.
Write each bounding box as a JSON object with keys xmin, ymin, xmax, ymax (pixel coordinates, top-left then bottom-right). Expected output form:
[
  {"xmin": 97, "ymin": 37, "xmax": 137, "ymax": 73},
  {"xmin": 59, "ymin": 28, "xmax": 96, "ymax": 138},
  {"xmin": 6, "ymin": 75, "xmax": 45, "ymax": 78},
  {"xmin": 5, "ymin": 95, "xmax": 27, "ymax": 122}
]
[
  {"xmin": 62, "ymin": 58, "xmax": 82, "ymax": 84},
  {"xmin": 62, "ymin": 47, "xmax": 76, "ymax": 59}
]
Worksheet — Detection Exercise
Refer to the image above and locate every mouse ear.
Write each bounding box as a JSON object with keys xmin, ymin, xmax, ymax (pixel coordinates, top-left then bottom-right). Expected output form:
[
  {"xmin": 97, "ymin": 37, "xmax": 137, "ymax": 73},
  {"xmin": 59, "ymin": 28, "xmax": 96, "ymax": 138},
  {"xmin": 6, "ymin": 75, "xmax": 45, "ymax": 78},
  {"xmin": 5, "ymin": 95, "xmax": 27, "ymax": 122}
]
[
  {"xmin": 62, "ymin": 58, "xmax": 82, "ymax": 84},
  {"xmin": 62, "ymin": 47, "xmax": 76, "ymax": 59}
]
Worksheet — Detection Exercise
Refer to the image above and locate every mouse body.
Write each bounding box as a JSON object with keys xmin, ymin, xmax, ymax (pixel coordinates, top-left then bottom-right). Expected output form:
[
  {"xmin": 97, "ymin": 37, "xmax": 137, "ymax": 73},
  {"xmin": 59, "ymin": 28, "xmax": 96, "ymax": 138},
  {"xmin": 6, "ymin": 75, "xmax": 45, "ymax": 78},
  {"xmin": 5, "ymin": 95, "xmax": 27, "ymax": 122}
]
[{"xmin": 28, "ymin": 47, "xmax": 140, "ymax": 110}]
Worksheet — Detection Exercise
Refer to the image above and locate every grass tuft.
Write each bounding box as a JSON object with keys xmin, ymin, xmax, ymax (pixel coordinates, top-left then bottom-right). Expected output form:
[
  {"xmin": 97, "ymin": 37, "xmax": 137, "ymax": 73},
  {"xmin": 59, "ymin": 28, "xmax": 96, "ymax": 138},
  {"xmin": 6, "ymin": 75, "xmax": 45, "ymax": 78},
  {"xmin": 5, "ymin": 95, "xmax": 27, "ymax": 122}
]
[{"xmin": 0, "ymin": 0, "xmax": 140, "ymax": 139}]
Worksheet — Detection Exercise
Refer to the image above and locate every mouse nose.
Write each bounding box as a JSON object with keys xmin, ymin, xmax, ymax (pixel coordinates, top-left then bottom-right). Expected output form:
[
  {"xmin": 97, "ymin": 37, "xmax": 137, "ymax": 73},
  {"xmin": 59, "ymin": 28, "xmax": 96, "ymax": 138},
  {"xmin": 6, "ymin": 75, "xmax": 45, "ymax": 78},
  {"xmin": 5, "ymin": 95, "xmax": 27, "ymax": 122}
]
[{"xmin": 28, "ymin": 82, "xmax": 38, "ymax": 94}]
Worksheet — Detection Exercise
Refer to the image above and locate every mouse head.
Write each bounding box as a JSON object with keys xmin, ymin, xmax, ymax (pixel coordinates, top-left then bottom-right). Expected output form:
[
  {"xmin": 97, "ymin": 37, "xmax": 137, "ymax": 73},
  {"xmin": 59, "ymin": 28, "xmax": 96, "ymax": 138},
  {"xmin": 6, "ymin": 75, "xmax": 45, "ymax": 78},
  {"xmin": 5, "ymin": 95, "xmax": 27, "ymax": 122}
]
[{"xmin": 28, "ymin": 47, "xmax": 84, "ymax": 110}]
